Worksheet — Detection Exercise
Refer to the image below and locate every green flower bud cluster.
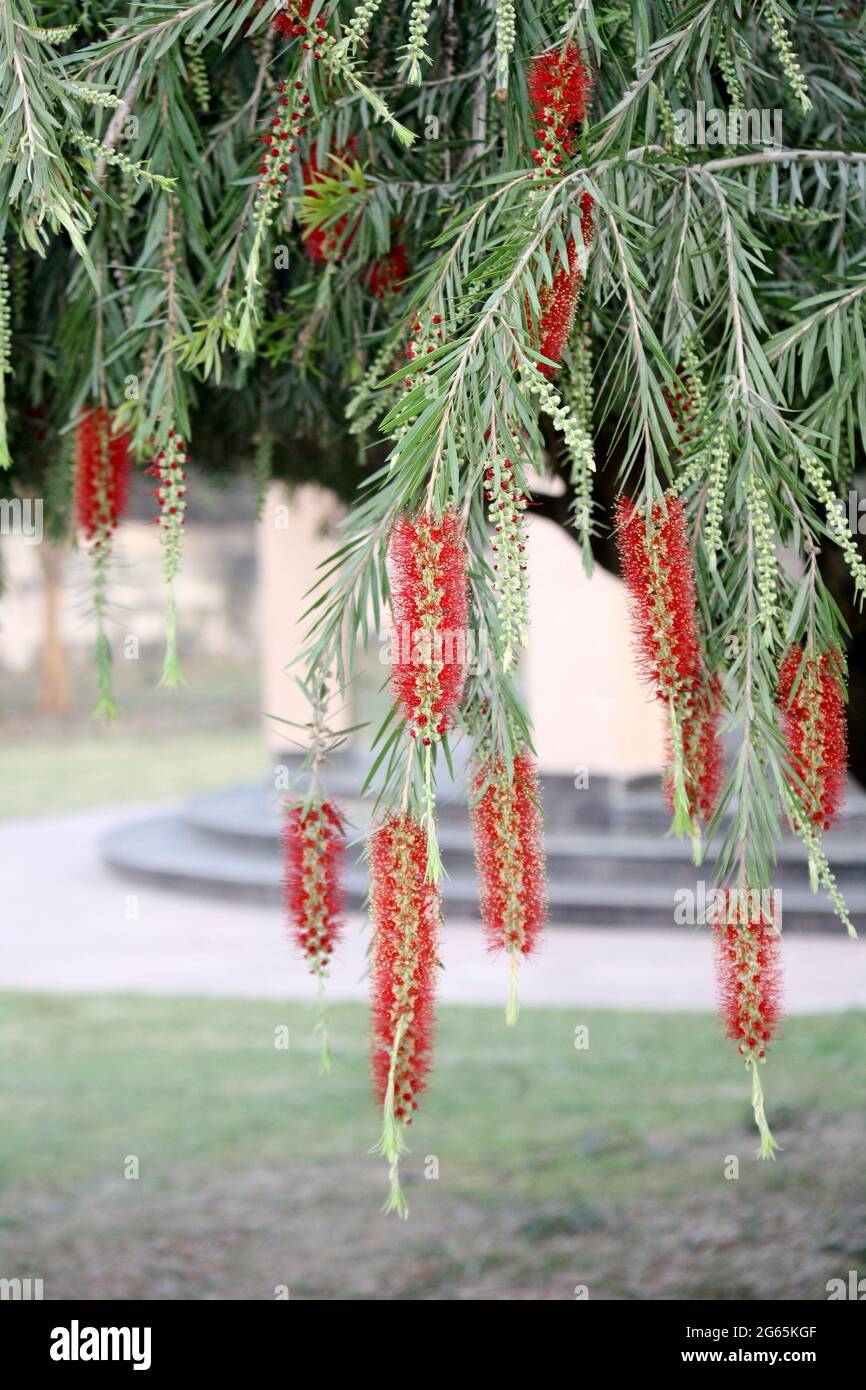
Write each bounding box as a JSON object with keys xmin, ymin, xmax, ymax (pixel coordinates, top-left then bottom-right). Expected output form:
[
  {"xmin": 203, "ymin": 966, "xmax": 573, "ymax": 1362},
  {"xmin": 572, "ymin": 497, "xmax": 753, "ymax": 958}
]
[
  {"xmin": 30, "ymin": 23, "xmax": 79, "ymax": 43},
  {"xmin": 562, "ymin": 330, "xmax": 596, "ymax": 571},
  {"xmin": 495, "ymin": 0, "xmax": 516, "ymax": 94},
  {"xmin": 799, "ymin": 446, "xmax": 866, "ymax": 597},
  {"xmin": 485, "ymin": 458, "xmax": 529, "ymax": 673},
  {"xmin": 765, "ymin": 0, "xmax": 812, "ymax": 113},
  {"xmin": 521, "ymin": 357, "xmax": 596, "ymax": 485},
  {"xmin": 402, "ymin": 0, "xmax": 433, "ymax": 84},
  {"xmin": 185, "ymin": 45, "xmax": 210, "ymax": 113},
  {"xmin": 745, "ymin": 468, "xmax": 779, "ymax": 640},
  {"xmin": 338, "ymin": 0, "xmax": 383, "ymax": 57},
  {"xmin": 68, "ymin": 81, "xmax": 121, "ymax": 109},
  {"xmin": 704, "ymin": 432, "xmax": 729, "ymax": 569},
  {"xmin": 0, "ymin": 245, "xmax": 11, "ymax": 470},
  {"xmin": 717, "ymin": 49, "xmax": 745, "ymax": 109},
  {"xmin": 74, "ymin": 132, "xmax": 175, "ymax": 191}
]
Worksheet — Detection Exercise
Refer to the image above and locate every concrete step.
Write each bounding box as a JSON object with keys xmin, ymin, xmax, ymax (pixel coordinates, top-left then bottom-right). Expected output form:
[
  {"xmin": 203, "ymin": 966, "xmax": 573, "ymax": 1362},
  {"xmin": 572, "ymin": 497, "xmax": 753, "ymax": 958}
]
[
  {"xmin": 180, "ymin": 783, "xmax": 866, "ymax": 891},
  {"xmin": 102, "ymin": 805, "xmax": 866, "ymax": 934}
]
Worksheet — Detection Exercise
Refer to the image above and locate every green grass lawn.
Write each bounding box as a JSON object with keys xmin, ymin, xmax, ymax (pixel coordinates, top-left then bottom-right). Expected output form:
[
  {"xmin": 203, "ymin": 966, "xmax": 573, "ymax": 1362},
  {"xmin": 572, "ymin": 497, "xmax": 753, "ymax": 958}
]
[
  {"xmin": 0, "ymin": 656, "xmax": 267, "ymax": 820},
  {"xmin": 1, "ymin": 993, "xmax": 864, "ymax": 1300},
  {"xmin": 0, "ymin": 727, "xmax": 267, "ymax": 821}
]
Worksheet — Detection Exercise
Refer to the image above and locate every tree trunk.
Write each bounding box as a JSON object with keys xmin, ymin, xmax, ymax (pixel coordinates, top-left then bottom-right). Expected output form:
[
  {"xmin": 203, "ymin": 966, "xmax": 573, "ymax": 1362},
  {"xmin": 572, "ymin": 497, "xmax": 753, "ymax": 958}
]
[{"xmin": 38, "ymin": 540, "xmax": 71, "ymax": 716}]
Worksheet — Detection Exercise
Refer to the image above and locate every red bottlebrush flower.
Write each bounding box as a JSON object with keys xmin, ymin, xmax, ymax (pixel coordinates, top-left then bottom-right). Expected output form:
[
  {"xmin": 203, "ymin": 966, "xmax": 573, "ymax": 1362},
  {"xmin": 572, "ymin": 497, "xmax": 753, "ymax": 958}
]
[
  {"xmin": 283, "ymin": 800, "xmax": 346, "ymax": 973},
  {"xmin": 74, "ymin": 407, "xmax": 132, "ymax": 540},
  {"xmin": 472, "ymin": 749, "xmax": 547, "ymax": 962},
  {"xmin": 664, "ymin": 672, "xmax": 725, "ymax": 824},
  {"xmin": 75, "ymin": 407, "xmax": 132, "ymax": 722},
  {"xmin": 535, "ymin": 193, "xmax": 595, "ymax": 378},
  {"xmin": 364, "ymin": 243, "xmax": 410, "ymax": 299},
  {"xmin": 527, "ymin": 42, "xmax": 592, "ymax": 162},
  {"xmin": 256, "ymin": 80, "xmax": 309, "ymax": 198},
  {"xmin": 714, "ymin": 892, "xmax": 782, "ymax": 1061},
  {"xmin": 714, "ymin": 889, "xmax": 783, "ymax": 1159},
  {"xmin": 616, "ymin": 493, "xmax": 724, "ymax": 827},
  {"xmin": 271, "ymin": 0, "xmax": 312, "ymax": 38},
  {"xmin": 146, "ymin": 432, "xmax": 188, "ymax": 560},
  {"xmin": 616, "ymin": 493, "xmax": 702, "ymax": 701},
  {"xmin": 777, "ymin": 645, "xmax": 847, "ymax": 831},
  {"xmin": 370, "ymin": 812, "xmax": 439, "ymax": 1118},
  {"xmin": 386, "ymin": 508, "xmax": 470, "ymax": 743}
]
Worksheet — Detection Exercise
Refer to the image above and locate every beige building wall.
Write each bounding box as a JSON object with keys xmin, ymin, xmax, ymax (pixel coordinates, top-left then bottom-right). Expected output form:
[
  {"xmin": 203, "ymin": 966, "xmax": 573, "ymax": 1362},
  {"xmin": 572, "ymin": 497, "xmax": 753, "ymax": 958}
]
[
  {"xmin": 0, "ymin": 520, "xmax": 256, "ymax": 670},
  {"xmin": 256, "ymin": 481, "xmax": 347, "ymax": 746},
  {"xmin": 524, "ymin": 514, "xmax": 665, "ymax": 777}
]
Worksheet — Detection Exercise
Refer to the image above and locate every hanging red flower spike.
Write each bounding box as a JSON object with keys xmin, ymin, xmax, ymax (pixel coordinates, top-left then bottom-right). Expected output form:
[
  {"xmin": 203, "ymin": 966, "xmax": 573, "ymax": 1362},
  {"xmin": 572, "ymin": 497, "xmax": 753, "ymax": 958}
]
[
  {"xmin": 369, "ymin": 812, "xmax": 440, "ymax": 1216},
  {"xmin": 283, "ymin": 798, "xmax": 346, "ymax": 1070},
  {"xmin": 616, "ymin": 493, "xmax": 702, "ymax": 698},
  {"xmin": 387, "ymin": 507, "xmax": 470, "ymax": 743},
  {"xmin": 472, "ymin": 750, "xmax": 546, "ymax": 1022},
  {"xmin": 528, "ymin": 41, "xmax": 593, "ymax": 172},
  {"xmin": 616, "ymin": 493, "xmax": 724, "ymax": 838},
  {"xmin": 75, "ymin": 407, "xmax": 132, "ymax": 722},
  {"xmin": 714, "ymin": 889, "xmax": 783, "ymax": 1157},
  {"xmin": 283, "ymin": 800, "xmax": 346, "ymax": 971},
  {"xmin": 535, "ymin": 193, "xmax": 595, "ymax": 379},
  {"xmin": 777, "ymin": 644, "xmax": 847, "ymax": 832},
  {"xmin": 663, "ymin": 671, "xmax": 724, "ymax": 825},
  {"xmin": 75, "ymin": 406, "xmax": 132, "ymax": 540}
]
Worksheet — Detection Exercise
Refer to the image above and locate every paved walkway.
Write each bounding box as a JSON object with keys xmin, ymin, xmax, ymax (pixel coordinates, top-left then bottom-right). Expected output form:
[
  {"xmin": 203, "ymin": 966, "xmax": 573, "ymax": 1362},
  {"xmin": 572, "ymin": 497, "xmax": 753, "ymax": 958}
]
[{"xmin": 2, "ymin": 804, "xmax": 865, "ymax": 1013}]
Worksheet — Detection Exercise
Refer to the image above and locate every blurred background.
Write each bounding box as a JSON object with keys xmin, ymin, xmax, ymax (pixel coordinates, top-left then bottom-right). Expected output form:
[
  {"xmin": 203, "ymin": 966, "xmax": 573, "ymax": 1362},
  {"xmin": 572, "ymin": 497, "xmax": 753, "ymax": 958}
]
[{"xmin": 1, "ymin": 469, "xmax": 865, "ymax": 1300}]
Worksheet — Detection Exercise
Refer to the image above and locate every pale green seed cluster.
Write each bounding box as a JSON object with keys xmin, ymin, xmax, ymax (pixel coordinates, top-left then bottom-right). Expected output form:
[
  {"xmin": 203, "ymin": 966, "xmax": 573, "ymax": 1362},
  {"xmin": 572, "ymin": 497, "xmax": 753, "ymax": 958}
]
[
  {"xmin": 745, "ymin": 469, "xmax": 779, "ymax": 638},
  {"xmin": 567, "ymin": 326, "xmax": 594, "ymax": 434},
  {"xmin": 487, "ymin": 460, "xmax": 530, "ymax": 672},
  {"xmin": 779, "ymin": 205, "xmax": 836, "ymax": 225},
  {"xmin": 75, "ymin": 132, "xmax": 174, "ymax": 190},
  {"xmin": 521, "ymin": 358, "xmax": 596, "ymax": 481},
  {"xmin": 653, "ymin": 83, "xmax": 677, "ymax": 152},
  {"xmin": 347, "ymin": 339, "xmax": 399, "ymax": 438},
  {"xmin": 338, "ymin": 0, "xmax": 383, "ymax": 55},
  {"xmin": 495, "ymin": 0, "xmax": 516, "ymax": 94},
  {"xmin": 717, "ymin": 49, "xmax": 745, "ymax": 108},
  {"xmin": 185, "ymin": 45, "xmax": 210, "ymax": 113},
  {"xmin": 680, "ymin": 338, "xmax": 708, "ymax": 418},
  {"xmin": 402, "ymin": 0, "xmax": 433, "ymax": 84},
  {"xmin": 667, "ymin": 339, "xmax": 730, "ymax": 566},
  {"xmin": 786, "ymin": 787, "xmax": 857, "ymax": 939},
  {"xmin": 562, "ymin": 332, "xmax": 596, "ymax": 567},
  {"xmin": 765, "ymin": 0, "xmax": 812, "ymax": 113},
  {"xmin": 67, "ymin": 81, "xmax": 121, "ymax": 109},
  {"xmin": 668, "ymin": 338, "xmax": 708, "ymax": 497},
  {"xmin": 30, "ymin": 23, "xmax": 79, "ymax": 43},
  {"xmin": 704, "ymin": 432, "xmax": 729, "ymax": 568},
  {"xmin": 799, "ymin": 447, "xmax": 866, "ymax": 597},
  {"xmin": 0, "ymin": 245, "xmax": 11, "ymax": 470}
]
